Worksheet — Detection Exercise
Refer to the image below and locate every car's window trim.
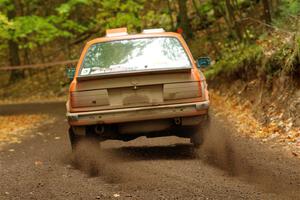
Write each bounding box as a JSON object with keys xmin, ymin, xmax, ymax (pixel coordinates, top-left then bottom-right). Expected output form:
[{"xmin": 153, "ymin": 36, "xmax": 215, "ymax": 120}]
[{"xmin": 77, "ymin": 36, "xmax": 193, "ymax": 78}]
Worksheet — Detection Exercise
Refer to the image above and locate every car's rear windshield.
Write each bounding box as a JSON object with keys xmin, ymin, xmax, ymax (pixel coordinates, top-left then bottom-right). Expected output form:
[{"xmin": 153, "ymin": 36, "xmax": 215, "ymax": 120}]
[{"xmin": 79, "ymin": 37, "xmax": 191, "ymax": 76}]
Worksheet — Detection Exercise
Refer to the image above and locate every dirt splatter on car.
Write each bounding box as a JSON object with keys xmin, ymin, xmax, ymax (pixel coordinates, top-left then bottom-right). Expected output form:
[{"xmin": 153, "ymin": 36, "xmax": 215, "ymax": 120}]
[{"xmin": 66, "ymin": 28, "xmax": 211, "ymax": 150}]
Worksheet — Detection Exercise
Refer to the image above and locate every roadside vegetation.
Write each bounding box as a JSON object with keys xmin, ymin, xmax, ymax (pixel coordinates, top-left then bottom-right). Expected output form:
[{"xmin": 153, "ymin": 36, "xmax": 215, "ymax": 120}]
[{"xmin": 0, "ymin": 0, "xmax": 299, "ymax": 91}]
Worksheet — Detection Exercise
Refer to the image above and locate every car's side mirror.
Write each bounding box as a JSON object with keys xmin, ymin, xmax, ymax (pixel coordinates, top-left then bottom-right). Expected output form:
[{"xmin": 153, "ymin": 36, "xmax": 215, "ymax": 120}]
[
  {"xmin": 66, "ymin": 65, "xmax": 76, "ymax": 81},
  {"xmin": 197, "ymin": 57, "xmax": 211, "ymax": 69}
]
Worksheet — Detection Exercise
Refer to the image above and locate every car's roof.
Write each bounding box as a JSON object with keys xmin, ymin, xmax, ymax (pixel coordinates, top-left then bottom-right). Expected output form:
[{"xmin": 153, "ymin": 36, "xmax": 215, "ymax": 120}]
[
  {"xmin": 86, "ymin": 31, "xmax": 182, "ymax": 46},
  {"xmin": 74, "ymin": 28, "xmax": 196, "ymax": 78}
]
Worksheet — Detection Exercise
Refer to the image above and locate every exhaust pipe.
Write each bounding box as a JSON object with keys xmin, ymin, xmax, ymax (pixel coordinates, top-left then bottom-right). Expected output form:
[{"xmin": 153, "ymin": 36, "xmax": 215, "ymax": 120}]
[
  {"xmin": 94, "ymin": 125, "xmax": 105, "ymax": 135},
  {"xmin": 174, "ymin": 117, "xmax": 181, "ymax": 125}
]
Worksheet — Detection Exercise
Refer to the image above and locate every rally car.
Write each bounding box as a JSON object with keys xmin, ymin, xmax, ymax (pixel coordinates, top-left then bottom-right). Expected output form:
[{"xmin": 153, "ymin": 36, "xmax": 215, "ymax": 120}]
[{"xmin": 66, "ymin": 28, "xmax": 210, "ymax": 150}]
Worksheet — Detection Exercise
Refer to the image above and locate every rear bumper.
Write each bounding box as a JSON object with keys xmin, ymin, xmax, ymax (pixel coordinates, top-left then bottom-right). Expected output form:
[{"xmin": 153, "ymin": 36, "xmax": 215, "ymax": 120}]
[{"xmin": 67, "ymin": 101, "xmax": 209, "ymax": 126}]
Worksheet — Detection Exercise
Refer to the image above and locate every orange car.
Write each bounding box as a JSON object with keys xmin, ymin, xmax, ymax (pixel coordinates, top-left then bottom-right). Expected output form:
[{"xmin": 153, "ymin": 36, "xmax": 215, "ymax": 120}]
[{"xmin": 66, "ymin": 28, "xmax": 210, "ymax": 150}]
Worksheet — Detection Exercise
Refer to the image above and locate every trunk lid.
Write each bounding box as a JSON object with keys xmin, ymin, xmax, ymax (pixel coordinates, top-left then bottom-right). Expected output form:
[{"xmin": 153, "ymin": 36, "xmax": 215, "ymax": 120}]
[{"xmin": 70, "ymin": 69, "xmax": 204, "ymax": 112}]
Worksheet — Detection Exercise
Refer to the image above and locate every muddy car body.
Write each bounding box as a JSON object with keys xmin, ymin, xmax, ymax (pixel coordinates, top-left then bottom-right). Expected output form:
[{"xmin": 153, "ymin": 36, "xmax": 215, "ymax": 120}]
[{"xmin": 66, "ymin": 28, "xmax": 210, "ymax": 149}]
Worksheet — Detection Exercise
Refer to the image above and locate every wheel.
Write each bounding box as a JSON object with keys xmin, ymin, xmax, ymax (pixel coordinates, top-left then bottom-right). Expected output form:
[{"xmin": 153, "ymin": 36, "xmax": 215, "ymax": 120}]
[
  {"xmin": 190, "ymin": 115, "xmax": 210, "ymax": 148},
  {"xmin": 190, "ymin": 129, "xmax": 204, "ymax": 148},
  {"xmin": 69, "ymin": 127, "xmax": 102, "ymax": 176},
  {"xmin": 68, "ymin": 127, "xmax": 99, "ymax": 151},
  {"xmin": 69, "ymin": 127, "xmax": 81, "ymax": 150}
]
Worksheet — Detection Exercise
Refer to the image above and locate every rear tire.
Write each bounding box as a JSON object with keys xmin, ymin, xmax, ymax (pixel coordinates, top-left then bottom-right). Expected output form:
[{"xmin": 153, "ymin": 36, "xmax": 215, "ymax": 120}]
[
  {"xmin": 68, "ymin": 127, "xmax": 99, "ymax": 151},
  {"xmin": 190, "ymin": 129, "xmax": 204, "ymax": 148},
  {"xmin": 190, "ymin": 115, "xmax": 210, "ymax": 149}
]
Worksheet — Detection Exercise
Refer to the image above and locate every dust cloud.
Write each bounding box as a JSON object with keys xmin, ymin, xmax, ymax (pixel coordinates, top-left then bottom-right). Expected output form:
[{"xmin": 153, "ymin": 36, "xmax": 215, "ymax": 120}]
[
  {"xmin": 70, "ymin": 140, "xmax": 126, "ymax": 183},
  {"xmin": 197, "ymin": 116, "xmax": 300, "ymax": 197},
  {"xmin": 68, "ymin": 116, "xmax": 300, "ymax": 197},
  {"xmin": 197, "ymin": 117, "xmax": 252, "ymax": 176}
]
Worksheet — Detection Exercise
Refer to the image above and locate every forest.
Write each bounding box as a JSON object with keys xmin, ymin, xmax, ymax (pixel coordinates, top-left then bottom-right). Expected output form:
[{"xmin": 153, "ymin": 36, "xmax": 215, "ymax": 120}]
[
  {"xmin": 0, "ymin": 1, "xmax": 300, "ymax": 199},
  {"xmin": 0, "ymin": 0, "xmax": 300, "ymax": 124},
  {"xmin": 0, "ymin": 0, "xmax": 299, "ymax": 85}
]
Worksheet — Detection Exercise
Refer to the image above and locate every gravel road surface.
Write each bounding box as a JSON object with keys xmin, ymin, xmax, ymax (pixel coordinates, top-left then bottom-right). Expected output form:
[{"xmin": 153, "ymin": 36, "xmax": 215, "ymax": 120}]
[{"xmin": 0, "ymin": 103, "xmax": 299, "ymax": 200}]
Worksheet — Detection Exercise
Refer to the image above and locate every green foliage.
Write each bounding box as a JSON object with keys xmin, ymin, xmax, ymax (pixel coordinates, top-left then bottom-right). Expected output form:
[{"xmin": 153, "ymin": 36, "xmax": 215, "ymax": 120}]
[
  {"xmin": 95, "ymin": 0, "xmax": 145, "ymax": 31},
  {"xmin": 143, "ymin": 10, "xmax": 172, "ymax": 30},
  {"xmin": 205, "ymin": 44, "xmax": 262, "ymax": 79},
  {"xmin": 56, "ymin": 0, "xmax": 91, "ymax": 16},
  {"xmin": 192, "ymin": 0, "xmax": 215, "ymax": 27},
  {"xmin": 0, "ymin": 0, "xmax": 13, "ymax": 10},
  {"xmin": 13, "ymin": 16, "xmax": 71, "ymax": 46},
  {"xmin": 205, "ymin": 32, "xmax": 300, "ymax": 80},
  {"xmin": 0, "ymin": 0, "xmax": 92, "ymax": 49},
  {"xmin": 0, "ymin": 0, "xmax": 298, "ymax": 75},
  {"xmin": 278, "ymin": 0, "xmax": 300, "ymax": 16},
  {"xmin": 194, "ymin": 0, "xmax": 213, "ymax": 17},
  {"xmin": 0, "ymin": 13, "xmax": 10, "ymax": 39},
  {"xmin": 47, "ymin": 15, "xmax": 88, "ymax": 35},
  {"xmin": 0, "ymin": 14, "xmax": 85, "ymax": 48},
  {"xmin": 274, "ymin": 0, "xmax": 300, "ymax": 31},
  {"xmin": 266, "ymin": 35, "xmax": 300, "ymax": 75}
]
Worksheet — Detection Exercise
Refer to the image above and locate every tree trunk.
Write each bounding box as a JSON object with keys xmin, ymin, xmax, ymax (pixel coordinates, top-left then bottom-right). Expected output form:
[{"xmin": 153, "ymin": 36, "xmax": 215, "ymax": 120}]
[
  {"xmin": 225, "ymin": 0, "xmax": 242, "ymax": 40},
  {"xmin": 177, "ymin": 0, "xmax": 193, "ymax": 39},
  {"xmin": 211, "ymin": 0, "xmax": 223, "ymax": 18},
  {"xmin": 192, "ymin": 0, "xmax": 206, "ymax": 28},
  {"xmin": 167, "ymin": 0, "xmax": 175, "ymax": 31},
  {"xmin": 7, "ymin": 2, "xmax": 24, "ymax": 83},
  {"xmin": 23, "ymin": 40, "xmax": 34, "ymax": 78},
  {"xmin": 270, "ymin": 0, "xmax": 280, "ymax": 14},
  {"xmin": 192, "ymin": 0, "xmax": 220, "ymax": 55},
  {"xmin": 262, "ymin": 0, "xmax": 272, "ymax": 24},
  {"xmin": 8, "ymin": 40, "xmax": 24, "ymax": 83},
  {"xmin": 211, "ymin": 0, "xmax": 223, "ymax": 32}
]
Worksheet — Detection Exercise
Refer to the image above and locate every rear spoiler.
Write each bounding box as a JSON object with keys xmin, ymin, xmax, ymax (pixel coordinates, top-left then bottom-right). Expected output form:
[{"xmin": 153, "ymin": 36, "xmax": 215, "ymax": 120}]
[{"xmin": 76, "ymin": 67, "xmax": 191, "ymax": 81}]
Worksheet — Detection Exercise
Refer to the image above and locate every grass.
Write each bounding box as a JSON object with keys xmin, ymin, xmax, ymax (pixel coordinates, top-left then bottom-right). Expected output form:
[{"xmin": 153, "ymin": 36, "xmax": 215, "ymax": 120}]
[
  {"xmin": 203, "ymin": 32, "xmax": 300, "ymax": 80},
  {"xmin": 204, "ymin": 44, "xmax": 263, "ymax": 79}
]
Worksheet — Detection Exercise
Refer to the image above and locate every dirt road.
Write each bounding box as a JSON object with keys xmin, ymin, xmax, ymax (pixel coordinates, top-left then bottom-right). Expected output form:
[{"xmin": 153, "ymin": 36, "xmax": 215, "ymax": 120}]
[{"xmin": 0, "ymin": 103, "xmax": 300, "ymax": 200}]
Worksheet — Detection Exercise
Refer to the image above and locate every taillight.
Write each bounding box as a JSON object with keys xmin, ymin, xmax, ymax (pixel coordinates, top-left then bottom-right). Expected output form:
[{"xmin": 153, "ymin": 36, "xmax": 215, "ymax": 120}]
[
  {"xmin": 163, "ymin": 81, "xmax": 201, "ymax": 100},
  {"xmin": 70, "ymin": 90, "xmax": 109, "ymax": 108}
]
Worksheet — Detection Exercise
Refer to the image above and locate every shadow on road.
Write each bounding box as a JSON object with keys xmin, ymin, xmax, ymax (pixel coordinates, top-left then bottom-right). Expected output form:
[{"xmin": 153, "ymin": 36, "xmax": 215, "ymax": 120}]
[{"xmin": 108, "ymin": 144, "xmax": 196, "ymax": 161}]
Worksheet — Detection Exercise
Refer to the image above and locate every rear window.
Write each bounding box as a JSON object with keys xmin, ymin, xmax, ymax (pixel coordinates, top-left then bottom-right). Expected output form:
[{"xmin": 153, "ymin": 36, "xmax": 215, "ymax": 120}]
[{"xmin": 79, "ymin": 37, "xmax": 191, "ymax": 76}]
